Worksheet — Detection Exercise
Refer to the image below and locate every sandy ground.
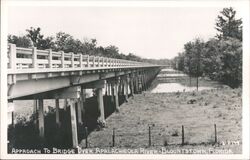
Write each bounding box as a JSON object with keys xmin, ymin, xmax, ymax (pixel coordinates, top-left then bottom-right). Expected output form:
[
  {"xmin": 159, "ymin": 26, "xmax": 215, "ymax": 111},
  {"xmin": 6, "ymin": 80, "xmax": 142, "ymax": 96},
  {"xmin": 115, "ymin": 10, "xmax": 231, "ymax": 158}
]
[{"xmin": 82, "ymin": 87, "xmax": 242, "ymax": 154}]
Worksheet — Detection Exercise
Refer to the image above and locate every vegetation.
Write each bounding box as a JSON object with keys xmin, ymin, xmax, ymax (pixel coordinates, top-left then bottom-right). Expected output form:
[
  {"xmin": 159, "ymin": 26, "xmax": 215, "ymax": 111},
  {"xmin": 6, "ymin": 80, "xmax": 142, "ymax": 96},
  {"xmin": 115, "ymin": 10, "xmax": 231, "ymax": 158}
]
[
  {"xmin": 9, "ymin": 27, "xmax": 172, "ymax": 65},
  {"xmin": 172, "ymin": 7, "xmax": 242, "ymax": 88},
  {"xmin": 8, "ymin": 26, "xmax": 173, "ymax": 66}
]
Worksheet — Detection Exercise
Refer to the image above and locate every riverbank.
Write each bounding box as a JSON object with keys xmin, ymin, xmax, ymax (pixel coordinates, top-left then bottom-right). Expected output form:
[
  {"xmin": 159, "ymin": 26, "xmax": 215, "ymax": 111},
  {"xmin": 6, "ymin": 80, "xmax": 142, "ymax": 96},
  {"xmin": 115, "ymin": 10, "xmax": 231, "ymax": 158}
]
[{"xmin": 82, "ymin": 87, "xmax": 242, "ymax": 154}]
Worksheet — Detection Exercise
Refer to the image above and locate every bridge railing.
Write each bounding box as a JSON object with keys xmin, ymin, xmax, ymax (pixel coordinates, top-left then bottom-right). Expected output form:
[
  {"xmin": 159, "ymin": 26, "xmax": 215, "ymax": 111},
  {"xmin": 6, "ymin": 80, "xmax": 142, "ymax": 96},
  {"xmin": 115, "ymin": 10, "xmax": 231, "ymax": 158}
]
[{"xmin": 7, "ymin": 44, "xmax": 153, "ymax": 74}]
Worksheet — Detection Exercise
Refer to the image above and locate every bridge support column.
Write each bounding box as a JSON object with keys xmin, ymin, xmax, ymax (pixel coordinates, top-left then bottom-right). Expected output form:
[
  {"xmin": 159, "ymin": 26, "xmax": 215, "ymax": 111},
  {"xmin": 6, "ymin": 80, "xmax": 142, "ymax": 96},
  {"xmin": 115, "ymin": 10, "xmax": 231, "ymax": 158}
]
[
  {"xmin": 134, "ymin": 74, "xmax": 138, "ymax": 94},
  {"xmin": 80, "ymin": 87, "xmax": 86, "ymax": 124},
  {"xmin": 124, "ymin": 75, "xmax": 129, "ymax": 102},
  {"xmin": 77, "ymin": 98, "xmax": 83, "ymax": 125},
  {"xmin": 110, "ymin": 83, "xmax": 114, "ymax": 103},
  {"xmin": 129, "ymin": 74, "xmax": 134, "ymax": 97},
  {"xmin": 55, "ymin": 99, "xmax": 60, "ymax": 127},
  {"xmin": 105, "ymin": 83, "xmax": 108, "ymax": 96},
  {"xmin": 38, "ymin": 99, "xmax": 44, "ymax": 138},
  {"xmin": 114, "ymin": 81, "xmax": 119, "ymax": 112},
  {"xmin": 119, "ymin": 78, "xmax": 124, "ymax": 96},
  {"xmin": 97, "ymin": 87, "xmax": 105, "ymax": 126},
  {"xmin": 143, "ymin": 72, "xmax": 147, "ymax": 91},
  {"xmin": 107, "ymin": 82, "xmax": 111, "ymax": 96},
  {"xmin": 146, "ymin": 73, "xmax": 149, "ymax": 89},
  {"xmin": 33, "ymin": 100, "xmax": 38, "ymax": 114},
  {"xmin": 141, "ymin": 72, "xmax": 144, "ymax": 91},
  {"xmin": 92, "ymin": 80, "xmax": 106, "ymax": 127},
  {"xmin": 8, "ymin": 101, "xmax": 15, "ymax": 127},
  {"xmin": 143, "ymin": 73, "xmax": 147, "ymax": 90},
  {"xmin": 63, "ymin": 99, "xmax": 67, "ymax": 111},
  {"xmin": 69, "ymin": 99, "xmax": 78, "ymax": 148},
  {"xmin": 33, "ymin": 100, "xmax": 38, "ymax": 126},
  {"xmin": 138, "ymin": 74, "xmax": 142, "ymax": 93}
]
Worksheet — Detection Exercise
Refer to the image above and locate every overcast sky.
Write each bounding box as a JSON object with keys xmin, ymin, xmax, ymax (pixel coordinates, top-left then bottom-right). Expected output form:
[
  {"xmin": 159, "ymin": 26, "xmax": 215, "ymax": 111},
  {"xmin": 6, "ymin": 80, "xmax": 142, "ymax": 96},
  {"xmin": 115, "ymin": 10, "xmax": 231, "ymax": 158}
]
[{"xmin": 7, "ymin": 5, "xmax": 243, "ymax": 59}]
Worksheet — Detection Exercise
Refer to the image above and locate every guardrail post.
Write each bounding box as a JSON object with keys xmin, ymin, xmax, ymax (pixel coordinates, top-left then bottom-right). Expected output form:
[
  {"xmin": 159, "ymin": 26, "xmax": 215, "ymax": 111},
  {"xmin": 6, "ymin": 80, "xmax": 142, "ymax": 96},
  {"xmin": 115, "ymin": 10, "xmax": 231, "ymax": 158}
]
[
  {"xmin": 98, "ymin": 56, "xmax": 100, "ymax": 67},
  {"xmin": 9, "ymin": 44, "xmax": 17, "ymax": 84},
  {"xmin": 61, "ymin": 51, "xmax": 65, "ymax": 68},
  {"xmin": 93, "ymin": 56, "xmax": 95, "ymax": 67},
  {"xmin": 107, "ymin": 58, "xmax": 109, "ymax": 67},
  {"xmin": 104, "ymin": 58, "xmax": 107, "ymax": 67},
  {"xmin": 87, "ymin": 55, "xmax": 90, "ymax": 67},
  {"xmin": 102, "ymin": 57, "xmax": 104, "ymax": 67},
  {"xmin": 115, "ymin": 59, "xmax": 118, "ymax": 67},
  {"xmin": 48, "ymin": 49, "xmax": 53, "ymax": 68},
  {"xmin": 110, "ymin": 58, "xmax": 112, "ymax": 67},
  {"xmin": 80, "ymin": 54, "xmax": 83, "ymax": 68},
  {"xmin": 71, "ymin": 52, "xmax": 74, "ymax": 68},
  {"xmin": 9, "ymin": 44, "xmax": 17, "ymax": 69},
  {"xmin": 32, "ymin": 47, "xmax": 37, "ymax": 69}
]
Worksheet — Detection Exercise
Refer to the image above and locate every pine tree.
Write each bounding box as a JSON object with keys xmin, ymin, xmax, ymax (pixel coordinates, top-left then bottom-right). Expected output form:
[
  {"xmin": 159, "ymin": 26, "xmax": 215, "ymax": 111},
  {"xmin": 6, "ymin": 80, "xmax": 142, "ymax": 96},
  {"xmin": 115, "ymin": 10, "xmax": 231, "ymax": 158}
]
[{"xmin": 215, "ymin": 7, "xmax": 242, "ymax": 41}]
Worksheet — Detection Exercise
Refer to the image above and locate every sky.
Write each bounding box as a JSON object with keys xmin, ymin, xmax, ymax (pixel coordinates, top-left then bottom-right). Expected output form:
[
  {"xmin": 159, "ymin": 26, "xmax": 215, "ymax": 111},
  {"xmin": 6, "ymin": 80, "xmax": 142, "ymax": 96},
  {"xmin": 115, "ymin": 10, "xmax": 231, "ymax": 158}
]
[{"xmin": 7, "ymin": 5, "xmax": 243, "ymax": 59}]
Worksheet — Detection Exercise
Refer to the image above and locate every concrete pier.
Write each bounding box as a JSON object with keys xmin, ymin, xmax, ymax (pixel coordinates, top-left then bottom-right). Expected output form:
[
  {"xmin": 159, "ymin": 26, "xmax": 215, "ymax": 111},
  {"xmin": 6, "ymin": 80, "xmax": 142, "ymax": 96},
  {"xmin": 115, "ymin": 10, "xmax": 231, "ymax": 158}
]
[{"xmin": 38, "ymin": 99, "xmax": 44, "ymax": 138}]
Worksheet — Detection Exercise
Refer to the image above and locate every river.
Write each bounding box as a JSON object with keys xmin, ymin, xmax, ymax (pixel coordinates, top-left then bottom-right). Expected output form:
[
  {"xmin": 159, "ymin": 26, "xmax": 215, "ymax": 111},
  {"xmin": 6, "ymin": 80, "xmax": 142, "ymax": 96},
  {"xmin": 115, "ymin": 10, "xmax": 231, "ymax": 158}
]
[{"xmin": 151, "ymin": 68, "xmax": 222, "ymax": 93}]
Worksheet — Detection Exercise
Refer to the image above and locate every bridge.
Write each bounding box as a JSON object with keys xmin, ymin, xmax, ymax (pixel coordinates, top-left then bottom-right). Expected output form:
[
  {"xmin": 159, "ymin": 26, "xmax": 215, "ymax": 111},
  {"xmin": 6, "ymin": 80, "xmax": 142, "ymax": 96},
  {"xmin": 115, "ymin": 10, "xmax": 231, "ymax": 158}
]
[{"xmin": 7, "ymin": 44, "xmax": 162, "ymax": 148}]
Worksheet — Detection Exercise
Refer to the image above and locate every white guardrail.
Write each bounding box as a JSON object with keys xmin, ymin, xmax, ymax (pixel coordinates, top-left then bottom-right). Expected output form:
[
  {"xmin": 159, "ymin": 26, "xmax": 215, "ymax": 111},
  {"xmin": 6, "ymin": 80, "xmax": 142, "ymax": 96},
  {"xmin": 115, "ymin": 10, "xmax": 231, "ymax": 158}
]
[{"xmin": 7, "ymin": 44, "xmax": 153, "ymax": 74}]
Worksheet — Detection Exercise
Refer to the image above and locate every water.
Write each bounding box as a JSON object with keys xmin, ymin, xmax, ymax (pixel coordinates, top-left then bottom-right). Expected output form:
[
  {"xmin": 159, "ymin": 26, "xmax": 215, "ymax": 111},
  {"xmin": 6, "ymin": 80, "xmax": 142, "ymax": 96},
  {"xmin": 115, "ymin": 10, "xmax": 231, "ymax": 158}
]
[
  {"xmin": 151, "ymin": 83, "xmax": 215, "ymax": 93},
  {"xmin": 161, "ymin": 68, "xmax": 176, "ymax": 72},
  {"xmin": 151, "ymin": 69, "xmax": 218, "ymax": 93},
  {"xmin": 157, "ymin": 73, "xmax": 187, "ymax": 77}
]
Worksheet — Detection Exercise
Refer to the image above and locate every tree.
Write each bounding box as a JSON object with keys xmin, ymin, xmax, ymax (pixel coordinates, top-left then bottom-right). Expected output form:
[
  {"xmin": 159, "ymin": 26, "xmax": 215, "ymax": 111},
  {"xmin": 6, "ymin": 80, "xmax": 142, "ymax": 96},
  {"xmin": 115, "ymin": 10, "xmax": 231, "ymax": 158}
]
[
  {"xmin": 126, "ymin": 53, "xmax": 142, "ymax": 61},
  {"xmin": 26, "ymin": 27, "xmax": 55, "ymax": 49},
  {"xmin": 181, "ymin": 39, "xmax": 205, "ymax": 77},
  {"xmin": 54, "ymin": 32, "xmax": 73, "ymax": 51},
  {"xmin": 202, "ymin": 38, "xmax": 222, "ymax": 80},
  {"xmin": 183, "ymin": 41, "xmax": 194, "ymax": 75},
  {"xmin": 217, "ymin": 37, "xmax": 242, "ymax": 87},
  {"xmin": 8, "ymin": 35, "xmax": 32, "ymax": 48},
  {"xmin": 104, "ymin": 45, "xmax": 120, "ymax": 58},
  {"xmin": 215, "ymin": 7, "xmax": 242, "ymax": 41},
  {"xmin": 83, "ymin": 38, "xmax": 97, "ymax": 55}
]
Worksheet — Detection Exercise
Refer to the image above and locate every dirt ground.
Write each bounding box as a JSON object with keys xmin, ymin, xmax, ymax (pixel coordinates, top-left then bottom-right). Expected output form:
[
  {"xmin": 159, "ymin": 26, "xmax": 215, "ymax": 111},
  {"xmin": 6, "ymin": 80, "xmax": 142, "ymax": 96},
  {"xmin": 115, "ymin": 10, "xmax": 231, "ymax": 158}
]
[{"xmin": 82, "ymin": 87, "xmax": 242, "ymax": 154}]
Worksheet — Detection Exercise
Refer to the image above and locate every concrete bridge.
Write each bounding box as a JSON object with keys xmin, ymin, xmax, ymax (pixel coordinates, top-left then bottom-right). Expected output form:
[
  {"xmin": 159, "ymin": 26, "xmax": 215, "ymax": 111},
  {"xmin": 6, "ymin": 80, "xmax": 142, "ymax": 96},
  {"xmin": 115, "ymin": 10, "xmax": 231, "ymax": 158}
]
[{"xmin": 7, "ymin": 44, "xmax": 162, "ymax": 148}]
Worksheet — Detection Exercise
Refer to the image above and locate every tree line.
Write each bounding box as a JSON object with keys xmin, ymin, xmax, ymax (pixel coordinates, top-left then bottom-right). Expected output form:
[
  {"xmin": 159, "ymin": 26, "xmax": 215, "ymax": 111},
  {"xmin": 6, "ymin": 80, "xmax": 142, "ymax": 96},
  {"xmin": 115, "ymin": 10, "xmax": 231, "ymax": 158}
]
[
  {"xmin": 8, "ymin": 27, "xmax": 173, "ymax": 66},
  {"xmin": 172, "ymin": 7, "xmax": 242, "ymax": 88},
  {"xmin": 8, "ymin": 27, "xmax": 145, "ymax": 62}
]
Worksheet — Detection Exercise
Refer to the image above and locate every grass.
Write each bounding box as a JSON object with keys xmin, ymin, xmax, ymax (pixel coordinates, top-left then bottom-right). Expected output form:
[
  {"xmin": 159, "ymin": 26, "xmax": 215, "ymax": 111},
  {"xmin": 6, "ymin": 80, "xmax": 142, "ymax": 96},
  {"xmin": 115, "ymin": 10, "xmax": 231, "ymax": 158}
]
[{"xmin": 84, "ymin": 87, "xmax": 242, "ymax": 153}]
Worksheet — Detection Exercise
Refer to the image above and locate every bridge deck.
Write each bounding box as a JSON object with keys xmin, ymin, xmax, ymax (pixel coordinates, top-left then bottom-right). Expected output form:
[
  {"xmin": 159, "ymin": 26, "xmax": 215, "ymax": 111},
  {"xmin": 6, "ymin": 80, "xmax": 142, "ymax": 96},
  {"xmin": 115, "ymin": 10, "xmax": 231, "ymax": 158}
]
[{"xmin": 7, "ymin": 44, "xmax": 161, "ymax": 100}]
